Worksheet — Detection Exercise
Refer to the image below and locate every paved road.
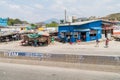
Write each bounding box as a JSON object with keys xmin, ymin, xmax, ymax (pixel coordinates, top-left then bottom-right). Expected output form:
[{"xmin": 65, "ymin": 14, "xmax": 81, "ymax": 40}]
[{"xmin": 0, "ymin": 62, "xmax": 120, "ymax": 80}]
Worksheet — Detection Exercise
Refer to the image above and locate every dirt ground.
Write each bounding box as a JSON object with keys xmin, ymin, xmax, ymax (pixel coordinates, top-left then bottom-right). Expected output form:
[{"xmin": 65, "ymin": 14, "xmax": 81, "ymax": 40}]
[{"xmin": 0, "ymin": 40, "xmax": 120, "ymax": 56}]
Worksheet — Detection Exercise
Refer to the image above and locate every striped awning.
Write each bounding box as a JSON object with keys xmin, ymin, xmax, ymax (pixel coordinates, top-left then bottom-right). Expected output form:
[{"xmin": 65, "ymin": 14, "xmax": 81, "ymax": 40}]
[
  {"xmin": 60, "ymin": 30, "xmax": 69, "ymax": 32},
  {"xmin": 74, "ymin": 29, "xmax": 90, "ymax": 32},
  {"xmin": 90, "ymin": 27, "xmax": 102, "ymax": 30}
]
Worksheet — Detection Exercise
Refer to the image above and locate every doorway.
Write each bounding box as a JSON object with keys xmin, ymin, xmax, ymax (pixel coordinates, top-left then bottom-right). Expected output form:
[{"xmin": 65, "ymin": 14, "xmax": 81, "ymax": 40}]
[{"xmin": 81, "ymin": 32, "xmax": 86, "ymax": 41}]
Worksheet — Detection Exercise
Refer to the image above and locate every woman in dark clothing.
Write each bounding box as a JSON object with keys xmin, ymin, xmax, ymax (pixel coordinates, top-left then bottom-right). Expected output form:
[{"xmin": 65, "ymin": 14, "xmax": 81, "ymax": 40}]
[{"xmin": 105, "ymin": 38, "xmax": 109, "ymax": 48}]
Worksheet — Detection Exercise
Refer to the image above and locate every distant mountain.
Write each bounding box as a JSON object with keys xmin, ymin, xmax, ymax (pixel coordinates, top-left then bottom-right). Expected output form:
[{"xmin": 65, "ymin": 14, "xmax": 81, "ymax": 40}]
[
  {"xmin": 44, "ymin": 18, "xmax": 59, "ymax": 24},
  {"xmin": 35, "ymin": 18, "xmax": 59, "ymax": 27},
  {"xmin": 36, "ymin": 22, "xmax": 45, "ymax": 25},
  {"xmin": 105, "ymin": 13, "xmax": 120, "ymax": 21}
]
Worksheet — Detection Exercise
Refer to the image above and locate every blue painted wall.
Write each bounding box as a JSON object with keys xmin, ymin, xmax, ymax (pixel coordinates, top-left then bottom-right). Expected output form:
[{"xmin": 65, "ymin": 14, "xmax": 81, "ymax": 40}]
[
  {"xmin": 0, "ymin": 18, "xmax": 8, "ymax": 27},
  {"xmin": 58, "ymin": 20, "xmax": 102, "ymax": 42}
]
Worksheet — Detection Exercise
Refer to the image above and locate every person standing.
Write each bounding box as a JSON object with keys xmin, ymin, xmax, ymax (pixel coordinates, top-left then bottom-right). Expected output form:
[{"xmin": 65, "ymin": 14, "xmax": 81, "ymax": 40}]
[
  {"xmin": 5, "ymin": 37, "xmax": 9, "ymax": 44},
  {"xmin": 34, "ymin": 39, "xmax": 38, "ymax": 47},
  {"xmin": 51, "ymin": 36, "xmax": 55, "ymax": 45},
  {"xmin": 83, "ymin": 35, "xmax": 86, "ymax": 41},
  {"xmin": 105, "ymin": 38, "xmax": 109, "ymax": 48},
  {"xmin": 95, "ymin": 39, "xmax": 99, "ymax": 47}
]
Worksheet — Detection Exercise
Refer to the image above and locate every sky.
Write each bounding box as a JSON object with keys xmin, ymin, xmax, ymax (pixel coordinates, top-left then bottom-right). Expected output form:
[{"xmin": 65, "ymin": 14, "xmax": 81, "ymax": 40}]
[{"xmin": 0, "ymin": 0, "xmax": 120, "ymax": 23}]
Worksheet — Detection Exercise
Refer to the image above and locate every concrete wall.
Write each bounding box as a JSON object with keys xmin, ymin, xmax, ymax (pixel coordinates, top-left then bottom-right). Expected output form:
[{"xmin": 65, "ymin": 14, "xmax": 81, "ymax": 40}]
[{"xmin": 1, "ymin": 52, "xmax": 120, "ymax": 65}]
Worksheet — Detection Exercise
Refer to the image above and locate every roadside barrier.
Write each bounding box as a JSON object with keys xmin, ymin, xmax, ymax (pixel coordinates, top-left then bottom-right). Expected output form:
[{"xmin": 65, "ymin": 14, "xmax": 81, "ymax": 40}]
[{"xmin": 0, "ymin": 51, "xmax": 120, "ymax": 65}]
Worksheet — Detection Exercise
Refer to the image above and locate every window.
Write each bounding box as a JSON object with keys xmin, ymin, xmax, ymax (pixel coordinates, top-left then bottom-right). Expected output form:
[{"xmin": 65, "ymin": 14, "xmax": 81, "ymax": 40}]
[
  {"xmin": 90, "ymin": 30, "xmax": 97, "ymax": 37},
  {"xmin": 60, "ymin": 32, "xmax": 65, "ymax": 38},
  {"xmin": 74, "ymin": 32, "xmax": 78, "ymax": 38}
]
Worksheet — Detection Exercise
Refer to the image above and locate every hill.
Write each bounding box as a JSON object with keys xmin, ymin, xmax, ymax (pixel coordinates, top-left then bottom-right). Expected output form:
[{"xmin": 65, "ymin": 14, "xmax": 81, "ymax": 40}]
[
  {"xmin": 44, "ymin": 18, "xmax": 59, "ymax": 24},
  {"xmin": 8, "ymin": 18, "xmax": 29, "ymax": 26},
  {"xmin": 106, "ymin": 13, "xmax": 120, "ymax": 21}
]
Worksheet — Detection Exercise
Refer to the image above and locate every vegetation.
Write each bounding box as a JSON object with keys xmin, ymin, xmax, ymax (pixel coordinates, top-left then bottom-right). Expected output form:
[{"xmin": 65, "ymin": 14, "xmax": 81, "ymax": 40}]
[
  {"xmin": 46, "ymin": 21, "xmax": 58, "ymax": 27},
  {"xmin": 60, "ymin": 20, "xmax": 64, "ymax": 24},
  {"xmin": 106, "ymin": 13, "xmax": 120, "ymax": 21},
  {"xmin": 7, "ymin": 18, "xmax": 29, "ymax": 26},
  {"xmin": 31, "ymin": 23, "xmax": 38, "ymax": 27},
  {"xmin": 30, "ymin": 24, "xmax": 37, "ymax": 29}
]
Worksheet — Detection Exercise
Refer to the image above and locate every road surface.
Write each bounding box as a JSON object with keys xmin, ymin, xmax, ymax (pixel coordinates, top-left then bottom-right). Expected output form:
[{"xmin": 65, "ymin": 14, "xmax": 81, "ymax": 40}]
[{"xmin": 0, "ymin": 62, "xmax": 120, "ymax": 80}]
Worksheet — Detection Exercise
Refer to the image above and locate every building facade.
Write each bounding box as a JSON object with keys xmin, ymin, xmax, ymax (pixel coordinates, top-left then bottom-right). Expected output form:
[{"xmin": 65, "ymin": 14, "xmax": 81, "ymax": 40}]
[
  {"xmin": 113, "ymin": 22, "xmax": 120, "ymax": 35},
  {"xmin": 58, "ymin": 20, "xmax": 102, "ymax": 42},
  {"xmin": 102, "ymin": 21, "xmax": 114, "ymax": 39},
  {"xmin": 0, "ymin": 18, "xmax": 8, "ymax": 27}
]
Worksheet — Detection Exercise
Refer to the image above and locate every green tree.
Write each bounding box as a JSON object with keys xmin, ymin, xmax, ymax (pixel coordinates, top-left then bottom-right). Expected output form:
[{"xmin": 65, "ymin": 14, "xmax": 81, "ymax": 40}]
[
  {"xmin": 46, "ymin": 21, "xmax": 58, "ymax": 27},
  {"xmin": 31, "ymin": 24, "xmax": 37, "ymax": 29},
  {"xmin": 14, "ymin": 19, "xmax": 23, "ymax": 24},
  {"xmin": 7, "ymin": 18, "xmax": 29, "ymax": 26},
  {"xmin": 60, "ymin": 20, "xmax": 64, "ymax": 24},
  {"xmin": 7, "ymin": 18, "xmax": 14, "ymax": 26}
]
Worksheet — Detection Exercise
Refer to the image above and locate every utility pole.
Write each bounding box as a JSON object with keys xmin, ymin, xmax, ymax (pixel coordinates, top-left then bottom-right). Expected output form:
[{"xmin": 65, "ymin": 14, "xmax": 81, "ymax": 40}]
[{"xmin": 65, "ymin": 9, "xmax": 67, "ymax": 23}]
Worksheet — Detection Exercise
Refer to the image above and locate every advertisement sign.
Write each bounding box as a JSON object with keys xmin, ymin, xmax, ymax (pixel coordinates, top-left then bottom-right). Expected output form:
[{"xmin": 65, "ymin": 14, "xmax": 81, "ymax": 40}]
[
  {"xmin": 113, "ymin": 25, "xmax": 120, "ymax": 34},
  {"xmin": 7, "ymin": 51, "xmax": 43, "ymax": 58}
]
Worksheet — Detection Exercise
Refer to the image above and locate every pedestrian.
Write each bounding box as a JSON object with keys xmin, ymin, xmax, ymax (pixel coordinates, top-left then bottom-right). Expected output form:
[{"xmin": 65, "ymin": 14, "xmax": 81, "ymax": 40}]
[
  {"xmin": 51, "ymin": 36, "xmax": 55, "ymax": 45},
  {"xmin": 95, "ymin": 39, "xmax": 100, "ymax": 47},
  {"xmin": 34, "ymin": 39, "xmax": 38, "ymax": 47},
  {"xmin": 66, "ymin": 35, "xmax": 70, "ymax": 43},
  {"xmin": 83, "ymin": 35, "xmax": 86, "ymax": 41},
  {"xmin": 77, "ymin": 39, "xmax": 81, "ymax": 45},
  {"xmin": 16, "ymin": 34, "xmax": 20, "ymax": 40},
  {"xmin": 105, "ymin": 38, "xmax": 109, "ymax": 48},
  {"xmin": 5, "ymin": 37, "xmax": 9, "ymax": 44},
  {"xmin": 12, "ymin": 35, "xmax": 16, "ymax": 41}
]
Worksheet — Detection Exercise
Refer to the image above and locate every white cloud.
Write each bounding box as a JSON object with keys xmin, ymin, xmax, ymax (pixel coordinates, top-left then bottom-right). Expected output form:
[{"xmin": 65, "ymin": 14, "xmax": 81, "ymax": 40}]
[
  {"xmin": 34, "ymin": 4, "xmax": 43, "ymax": 9},
  {"xmin": 0, "ymin": 0, "xmax": 7, "ymax": 4},
  {"xmin": 9, "ymin": 4, "xmax": 20, "ymax": 9},
  {"xmin": 0, "ymin": 0, "xmax": 120, "ymax": 22}
]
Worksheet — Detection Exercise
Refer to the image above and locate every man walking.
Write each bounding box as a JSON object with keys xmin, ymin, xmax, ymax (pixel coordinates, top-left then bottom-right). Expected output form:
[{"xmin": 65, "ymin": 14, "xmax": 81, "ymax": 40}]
[
  {"xmin": 105, "ymin": 38, "xmax": 109, "ymax": 48},
  {"xmin": 95, "ymin": 39, "xmax": 99, "ymax": 47}
]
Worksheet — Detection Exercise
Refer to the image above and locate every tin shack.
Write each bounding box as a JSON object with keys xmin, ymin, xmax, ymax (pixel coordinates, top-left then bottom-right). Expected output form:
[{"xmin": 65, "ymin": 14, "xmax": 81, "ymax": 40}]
[{"xmin": 58, "ymin": 20, "xmax": 102, "ymax": 42}]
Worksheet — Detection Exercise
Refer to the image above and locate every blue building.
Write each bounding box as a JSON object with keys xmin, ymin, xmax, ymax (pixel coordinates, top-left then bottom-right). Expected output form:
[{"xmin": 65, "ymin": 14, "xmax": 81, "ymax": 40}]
[
  {"xmin": 58, "ymin": 20, "xmax": 102, "ymax": 42},
  {"xmin": 0, "ymin": 18, "xmax": 8, "ymax": 27}
]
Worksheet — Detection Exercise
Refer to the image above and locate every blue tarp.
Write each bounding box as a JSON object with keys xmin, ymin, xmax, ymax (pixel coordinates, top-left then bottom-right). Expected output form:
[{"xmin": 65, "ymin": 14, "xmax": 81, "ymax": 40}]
[{"xmin": 27, "ymin": 34, "xmax": 40, "ymax": 38}]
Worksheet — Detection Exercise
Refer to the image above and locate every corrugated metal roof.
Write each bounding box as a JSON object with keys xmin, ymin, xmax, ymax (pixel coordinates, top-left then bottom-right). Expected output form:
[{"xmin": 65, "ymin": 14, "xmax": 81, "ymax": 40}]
[
  {"xmin": 0, "ymin": 26, "xmax": 8, "ymax": 28},
  {"xmin": 59, "ymin": 20, "xmax": 101, "ymax": 26}
]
